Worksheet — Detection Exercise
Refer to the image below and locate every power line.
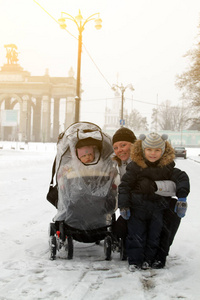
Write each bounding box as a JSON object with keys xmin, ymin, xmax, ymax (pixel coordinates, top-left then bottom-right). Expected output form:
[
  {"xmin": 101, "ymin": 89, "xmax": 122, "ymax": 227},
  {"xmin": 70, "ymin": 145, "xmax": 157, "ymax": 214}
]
[
  {"xmin": 125, "ymin": 97, "xmax": 184, "ymax": 108},
  {"xmin": 126, "ymin": 97, "xmax": 157, "ymax": 106},
  {"xmin": 82, "ymin": 45, "xmax": 112, "ymax": 88},
  {"xmin": 83, "ymin": 96, "xmax": 157, "ymax": 105},
  {"xmin": 33, "ymin": 0, "xmax": 78, "ymax": 40},
  {"xmin": 83, "ymin": 96, "xmax": 184, "ymax": 111}
]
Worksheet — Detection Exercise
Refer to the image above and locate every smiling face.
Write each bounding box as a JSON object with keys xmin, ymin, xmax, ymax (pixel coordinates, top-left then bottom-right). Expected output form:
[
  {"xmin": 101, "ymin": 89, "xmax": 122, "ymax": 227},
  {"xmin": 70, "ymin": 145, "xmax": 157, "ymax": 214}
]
[
  {"xmin": 144, "ymin": 148, "xmax": 162, "ymax": 162},
  {"xmin": 113, "ymin": 141, "xmax": 132, "ymax": 162}
]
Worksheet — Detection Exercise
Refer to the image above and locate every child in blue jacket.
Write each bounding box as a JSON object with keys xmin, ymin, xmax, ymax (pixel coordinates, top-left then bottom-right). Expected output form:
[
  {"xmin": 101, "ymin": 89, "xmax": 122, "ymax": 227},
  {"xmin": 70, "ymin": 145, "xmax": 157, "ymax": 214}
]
[{"xmin": 118, "ymin": 132, "xmax": 190, "ymax": 272}]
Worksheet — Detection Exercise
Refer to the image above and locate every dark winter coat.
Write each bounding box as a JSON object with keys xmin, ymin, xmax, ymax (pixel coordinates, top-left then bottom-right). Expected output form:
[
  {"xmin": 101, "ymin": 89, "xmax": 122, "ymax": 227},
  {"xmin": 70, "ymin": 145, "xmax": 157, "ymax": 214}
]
[{"xmin": 118, "ymin": 140, "xmax": 190, "ymax": 210}]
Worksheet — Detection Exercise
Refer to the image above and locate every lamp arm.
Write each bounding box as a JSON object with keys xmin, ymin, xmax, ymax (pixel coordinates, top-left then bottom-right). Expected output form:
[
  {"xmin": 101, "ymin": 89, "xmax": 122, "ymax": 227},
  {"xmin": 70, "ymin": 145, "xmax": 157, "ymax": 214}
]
[
  {"xmin": 82, "ymin": 13, "xmax": 100, "ymax": 27},
  {"xmin": 61, "ymin": 12, "xmax": 79, "ymax": 27}
]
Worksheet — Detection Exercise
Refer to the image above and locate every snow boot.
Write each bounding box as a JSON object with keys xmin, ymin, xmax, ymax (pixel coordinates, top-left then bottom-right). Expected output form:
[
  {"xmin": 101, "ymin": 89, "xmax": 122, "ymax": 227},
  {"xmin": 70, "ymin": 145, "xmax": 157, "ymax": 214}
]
[
  {"xmin": 141, "ymin": 261, "xmax": 151, "ymax": 270},
  {"xmin": 152, "ymin": 260, "xmax": 164, "ymax": 269},
  {"xmin": 128, "ymin": 264, "xmax": 140, "ymax": 272}
]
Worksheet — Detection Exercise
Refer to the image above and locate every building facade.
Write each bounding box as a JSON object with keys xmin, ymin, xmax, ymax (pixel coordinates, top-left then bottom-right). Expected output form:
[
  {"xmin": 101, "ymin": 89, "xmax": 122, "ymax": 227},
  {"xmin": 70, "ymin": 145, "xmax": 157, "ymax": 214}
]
[{"xmin": 0, "ymin": 45, "xmax": 77, "ymax": 142}]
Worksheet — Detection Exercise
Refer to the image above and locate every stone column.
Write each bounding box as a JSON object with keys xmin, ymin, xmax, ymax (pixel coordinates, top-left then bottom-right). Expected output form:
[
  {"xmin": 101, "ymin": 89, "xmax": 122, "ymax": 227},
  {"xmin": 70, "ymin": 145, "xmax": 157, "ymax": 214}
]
[
  {"xmin": 41, "ymin": 95, "xmax": 51, "ymax": 142},
  {"xmin": 4, "ymin": 97, "xmax": 12, "ymax": 140},
  {"xmin": 32, "ymin": 97, "xmax": 42, "ymax": 142},
  {"xmin": 53, "ymin": 97, "xmax": 60, "ymax": 142},
  {"xmin": 65, "ymin": 97, "xmax": 75, "ymax": 129},
  {"xmin": 19, "ymin": 95, "xmax": 29, "ymax": 142},
  {"xmin": 26, "ymin": 97, "xmax": 32, "ymax": 142}
]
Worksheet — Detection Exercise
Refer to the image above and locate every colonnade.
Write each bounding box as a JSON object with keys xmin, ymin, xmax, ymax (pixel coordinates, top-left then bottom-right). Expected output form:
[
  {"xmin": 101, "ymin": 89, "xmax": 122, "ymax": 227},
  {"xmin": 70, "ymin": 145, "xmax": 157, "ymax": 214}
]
[{"xmin": 0, "ymin": 63, "xmax": 77, "ymax": 142}]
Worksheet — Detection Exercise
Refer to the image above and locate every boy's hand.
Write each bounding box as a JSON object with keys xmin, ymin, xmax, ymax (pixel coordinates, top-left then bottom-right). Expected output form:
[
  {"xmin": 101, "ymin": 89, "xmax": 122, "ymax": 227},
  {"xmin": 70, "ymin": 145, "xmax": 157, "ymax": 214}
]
[
  {"xmin": 120, "ymin": 208, "xmax": 131, "ymax": 220},
  {"xmin": 134, "ymin": 177, "xmax": 156, "ymax": 194},
  {"xmin": 174, "ymin": 198, "xmax": 187, "ymax": 218}
]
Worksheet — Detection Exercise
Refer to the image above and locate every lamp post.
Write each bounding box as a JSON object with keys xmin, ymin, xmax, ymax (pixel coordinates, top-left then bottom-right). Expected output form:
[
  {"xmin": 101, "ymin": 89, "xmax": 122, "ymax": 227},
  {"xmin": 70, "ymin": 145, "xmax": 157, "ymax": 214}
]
[
  {"xmin": 58, "ymin": 10, "xmax": 102, "ymax": 123},
  {"xmin": 112, "ymin": 83, "xmax": 134, "ymax": 127}
]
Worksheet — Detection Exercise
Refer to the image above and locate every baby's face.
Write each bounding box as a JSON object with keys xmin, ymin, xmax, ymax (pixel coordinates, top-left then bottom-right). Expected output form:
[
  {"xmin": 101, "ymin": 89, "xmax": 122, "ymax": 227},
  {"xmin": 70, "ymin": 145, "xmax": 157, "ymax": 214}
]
[{"xmin": 80, "ymin": 153, "xmax": 94, "ymax": 164}]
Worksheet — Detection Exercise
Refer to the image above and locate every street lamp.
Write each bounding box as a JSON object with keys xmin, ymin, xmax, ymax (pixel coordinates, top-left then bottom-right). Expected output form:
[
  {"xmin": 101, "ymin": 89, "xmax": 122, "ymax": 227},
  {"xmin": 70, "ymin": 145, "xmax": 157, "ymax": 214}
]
[
  {"xmin": 112, "ymin": 83, "xmax": 134, "ymax": 127},
  {"xmin": 58, "ymin": 10, "xmax": 102, "ymax": 122}
]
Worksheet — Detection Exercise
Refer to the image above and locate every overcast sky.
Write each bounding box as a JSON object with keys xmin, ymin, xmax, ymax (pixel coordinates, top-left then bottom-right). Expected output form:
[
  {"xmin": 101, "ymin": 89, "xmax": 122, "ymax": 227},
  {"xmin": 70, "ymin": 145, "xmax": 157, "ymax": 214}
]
[{"xmin": 1, "ymin": 0, "xmax": 200, "ymax": 128}]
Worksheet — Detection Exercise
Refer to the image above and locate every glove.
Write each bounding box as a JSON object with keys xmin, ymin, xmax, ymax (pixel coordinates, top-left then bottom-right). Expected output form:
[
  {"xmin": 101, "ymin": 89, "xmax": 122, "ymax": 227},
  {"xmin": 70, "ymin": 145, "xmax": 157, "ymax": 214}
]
[
  {"xmin": 174, "ymin": 198, "xmax": 187, "ymax": 218},
  {"xmin": 134, "ymin": 177, "xmax": 157, "ymax": 194},
  {"xmin": 120, "ymin": 208, "xmax": 131, "ymax": 220}
]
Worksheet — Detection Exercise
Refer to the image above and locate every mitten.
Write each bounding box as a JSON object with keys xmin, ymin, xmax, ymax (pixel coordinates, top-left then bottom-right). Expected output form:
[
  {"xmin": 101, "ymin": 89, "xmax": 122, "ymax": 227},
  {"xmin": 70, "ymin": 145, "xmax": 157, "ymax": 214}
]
[
  {"xmin": 174, "ymin": 198, "xmax": 187, "ymax": 218},
  {"xmin": 120, "ymin": 208, "xmax": 131, "ymax": 220},
  {"xmin": 134, "ymin": 177, "xmax": 157, "ymax": 194}
]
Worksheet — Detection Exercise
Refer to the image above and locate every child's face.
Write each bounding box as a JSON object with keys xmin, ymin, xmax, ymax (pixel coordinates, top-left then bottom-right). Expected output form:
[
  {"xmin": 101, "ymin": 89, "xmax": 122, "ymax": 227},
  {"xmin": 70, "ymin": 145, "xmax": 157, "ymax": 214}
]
[
  {"xmin": 113, "ymin": 141, "xmax": 131, "ymax": 162},
  {"xmin": 77, "ymin": 145, "xmax": 95, "ymax": 164},
  {"xmin": 80, "ymin": 153, "xmax": 94, "ymax": 164},
  {"xmin": 144, "ymin": 148, "xmax": 162, "ymax": 162}
]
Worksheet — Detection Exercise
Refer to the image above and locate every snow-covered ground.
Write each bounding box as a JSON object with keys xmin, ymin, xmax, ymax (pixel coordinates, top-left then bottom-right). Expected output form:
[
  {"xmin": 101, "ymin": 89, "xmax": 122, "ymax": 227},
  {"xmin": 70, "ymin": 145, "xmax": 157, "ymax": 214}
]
[{"xmin": 0, "ymin": 143, "xmax": 199, "ymax": 300}]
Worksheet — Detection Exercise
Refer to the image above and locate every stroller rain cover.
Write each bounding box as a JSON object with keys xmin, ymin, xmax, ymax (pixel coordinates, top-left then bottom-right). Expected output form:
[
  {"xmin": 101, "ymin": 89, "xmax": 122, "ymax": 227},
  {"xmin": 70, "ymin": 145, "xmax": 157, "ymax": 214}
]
[{"xmin": 53, "ymin": 122, "xmax": 118, "ymax": 231}]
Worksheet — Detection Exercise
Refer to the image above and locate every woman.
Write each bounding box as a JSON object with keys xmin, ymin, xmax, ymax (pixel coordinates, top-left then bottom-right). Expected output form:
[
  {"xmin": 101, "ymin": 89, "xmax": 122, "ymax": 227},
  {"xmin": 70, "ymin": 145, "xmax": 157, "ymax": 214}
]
[
  {"xmin": 112, "ymin": 127, "xmax": 181, "ymax": 267},
  {"xmin": 112, "ymin": 127, "xmax": 137, "ymax": 244}
]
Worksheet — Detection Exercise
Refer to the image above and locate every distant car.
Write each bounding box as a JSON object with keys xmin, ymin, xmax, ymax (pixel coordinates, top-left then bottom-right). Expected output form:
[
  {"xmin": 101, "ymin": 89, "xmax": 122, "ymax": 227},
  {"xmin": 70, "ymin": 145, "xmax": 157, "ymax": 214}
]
[{"xmin": 174, "ymin": 146, "xmax": 187, "ymax": 159}]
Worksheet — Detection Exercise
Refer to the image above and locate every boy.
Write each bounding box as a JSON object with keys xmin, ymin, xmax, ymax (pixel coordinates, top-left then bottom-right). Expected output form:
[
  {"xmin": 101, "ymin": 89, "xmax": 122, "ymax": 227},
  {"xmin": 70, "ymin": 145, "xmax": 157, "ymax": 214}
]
[{"xmin": 118, "ymin": 132, "xmax": 190, "ymax": 271}]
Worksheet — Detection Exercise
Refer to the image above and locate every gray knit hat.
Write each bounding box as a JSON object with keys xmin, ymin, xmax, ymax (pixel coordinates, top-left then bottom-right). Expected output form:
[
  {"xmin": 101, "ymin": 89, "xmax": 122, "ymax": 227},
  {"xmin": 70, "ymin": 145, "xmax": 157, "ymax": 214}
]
[{"xmin": 139, "ymin": 132, "xmax": 168, "ymax": 155}]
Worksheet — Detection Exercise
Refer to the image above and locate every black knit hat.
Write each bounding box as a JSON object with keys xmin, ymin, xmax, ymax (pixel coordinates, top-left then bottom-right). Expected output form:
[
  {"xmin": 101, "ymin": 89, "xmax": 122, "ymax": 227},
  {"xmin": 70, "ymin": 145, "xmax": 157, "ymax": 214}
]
[{"xmin": 112, "ymin": 127, "xmax": 136, "ymax": 145}]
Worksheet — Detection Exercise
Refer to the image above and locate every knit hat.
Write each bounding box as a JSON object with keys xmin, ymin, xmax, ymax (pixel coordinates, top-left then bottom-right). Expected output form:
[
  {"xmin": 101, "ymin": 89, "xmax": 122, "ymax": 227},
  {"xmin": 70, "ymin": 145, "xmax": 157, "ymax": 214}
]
[
  {"xmin": 112, "ymin": 127, "xmax": 136, "ymax": 145},
  {"xmin": 139, "ymin": 132, "xmax": 168, "ymax": 155},
  {"xmin": 77, "ymin": 145, "xmax": 94, "ymax": 159}
]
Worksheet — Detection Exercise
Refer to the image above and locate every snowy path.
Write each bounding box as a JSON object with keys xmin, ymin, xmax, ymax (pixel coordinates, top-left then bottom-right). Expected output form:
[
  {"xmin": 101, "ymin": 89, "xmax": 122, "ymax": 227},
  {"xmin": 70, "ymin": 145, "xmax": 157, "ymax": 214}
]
[{"xmin": 0, "ymin": 148, "xmax": 200, "ymax": 299}]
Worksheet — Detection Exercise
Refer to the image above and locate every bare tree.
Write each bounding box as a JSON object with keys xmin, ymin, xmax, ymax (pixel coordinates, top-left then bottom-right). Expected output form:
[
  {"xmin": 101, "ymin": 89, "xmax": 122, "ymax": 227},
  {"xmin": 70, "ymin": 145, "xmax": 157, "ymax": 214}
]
[
  {"xmin": 175, "ymin": 22, "xmax": 200, "ymax": 110},
  {"xmin": 125, "ymin": 109, "xmax": 148, "ymax": 131},
  {"xmin": 151, "ymin": 100, "xmax": 191, "ymax": 131}
]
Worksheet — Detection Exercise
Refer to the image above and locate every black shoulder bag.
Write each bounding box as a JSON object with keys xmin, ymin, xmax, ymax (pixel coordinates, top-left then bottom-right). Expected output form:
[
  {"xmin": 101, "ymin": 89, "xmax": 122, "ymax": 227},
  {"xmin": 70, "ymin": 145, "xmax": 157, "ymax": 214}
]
[{"xmin": 46, "ymin": 157, "xmax": 58, "ymax": 208}]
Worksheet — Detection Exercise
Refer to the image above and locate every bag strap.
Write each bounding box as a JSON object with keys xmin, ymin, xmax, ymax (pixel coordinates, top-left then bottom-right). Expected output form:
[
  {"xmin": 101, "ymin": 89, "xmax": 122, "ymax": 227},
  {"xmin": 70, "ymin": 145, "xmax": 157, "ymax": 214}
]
[{"xmin": 50, "ymin": 156, "xmax": 56, "ymax": 186}]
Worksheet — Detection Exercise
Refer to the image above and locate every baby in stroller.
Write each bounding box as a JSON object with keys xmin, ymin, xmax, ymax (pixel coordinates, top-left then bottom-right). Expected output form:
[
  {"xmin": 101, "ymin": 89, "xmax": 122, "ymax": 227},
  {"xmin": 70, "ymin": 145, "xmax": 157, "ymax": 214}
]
[{"xmin": 48, "ymin": 122, "xmax": 120, "ymax": 260}]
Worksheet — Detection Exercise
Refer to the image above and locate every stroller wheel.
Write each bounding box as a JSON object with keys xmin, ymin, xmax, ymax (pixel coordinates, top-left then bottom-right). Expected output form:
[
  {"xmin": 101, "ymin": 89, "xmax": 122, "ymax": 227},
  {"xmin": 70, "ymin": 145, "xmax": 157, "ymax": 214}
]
[
  {"xmin": 49, "ymin": 236, "xmax": 57, "ymax": 260},
  {"xmin": 104, "ymin": 236, "xmax": 112, "ymax": 261},
  {"xmin": 66, "ymin": 236, "xmax": 73, "ymax": 259},
  {"xmin": 119, "ymin": 238, "xmax": 127, "ymax": 261}
]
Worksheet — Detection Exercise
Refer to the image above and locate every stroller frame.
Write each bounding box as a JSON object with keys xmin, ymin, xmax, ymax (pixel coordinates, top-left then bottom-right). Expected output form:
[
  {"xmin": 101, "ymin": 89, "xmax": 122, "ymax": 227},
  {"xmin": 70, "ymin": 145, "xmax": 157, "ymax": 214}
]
[{"xmin": 49, "ymin": 218, "xmax": 126, "ymax": 261}]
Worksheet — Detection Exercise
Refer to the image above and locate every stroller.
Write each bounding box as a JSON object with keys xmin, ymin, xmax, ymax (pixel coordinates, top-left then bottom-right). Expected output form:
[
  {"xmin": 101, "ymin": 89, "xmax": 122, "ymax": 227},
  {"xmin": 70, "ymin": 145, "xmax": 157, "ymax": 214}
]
[{"xmin": 47, "ymin": 122, "xmax": 125, "ymax": 260}]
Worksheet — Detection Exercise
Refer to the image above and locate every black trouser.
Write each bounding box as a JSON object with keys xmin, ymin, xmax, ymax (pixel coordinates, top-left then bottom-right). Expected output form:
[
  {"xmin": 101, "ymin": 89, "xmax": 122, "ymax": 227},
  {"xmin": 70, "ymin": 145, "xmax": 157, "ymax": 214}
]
[
  {"xmin": 126, "ymin": 208, "xmax": 163, "ymax": 266},
  {"xmin": 113, "ymin": 202, "xmax": 181, "ymax": 266},
  {"xmin": 156, "ymin": 200, "xmax": 181, "ymax": 265}
]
